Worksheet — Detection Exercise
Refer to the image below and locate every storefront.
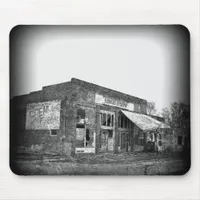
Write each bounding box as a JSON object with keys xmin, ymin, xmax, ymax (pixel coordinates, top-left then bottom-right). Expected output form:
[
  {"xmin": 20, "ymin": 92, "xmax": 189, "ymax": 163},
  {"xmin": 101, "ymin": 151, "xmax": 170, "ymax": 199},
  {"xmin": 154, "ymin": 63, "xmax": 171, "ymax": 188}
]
[{"xmin": 11, "ymin": 77, "xmax": 170, "ymax": 156}]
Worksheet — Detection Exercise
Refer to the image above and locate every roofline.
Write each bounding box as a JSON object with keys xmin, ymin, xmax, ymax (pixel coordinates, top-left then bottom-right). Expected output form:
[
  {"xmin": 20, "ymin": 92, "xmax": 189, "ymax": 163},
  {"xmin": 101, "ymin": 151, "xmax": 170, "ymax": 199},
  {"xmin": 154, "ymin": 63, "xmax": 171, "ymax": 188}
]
[{"xmin": 71, "ymin": 77, "xmax": 147, "ymax": 104}]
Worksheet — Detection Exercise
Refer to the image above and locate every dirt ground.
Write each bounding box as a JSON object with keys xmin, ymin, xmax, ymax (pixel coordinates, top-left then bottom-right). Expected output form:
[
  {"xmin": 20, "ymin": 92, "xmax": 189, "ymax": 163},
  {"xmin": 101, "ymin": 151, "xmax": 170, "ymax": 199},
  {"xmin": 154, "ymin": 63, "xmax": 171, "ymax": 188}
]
[{"xmin": 11, "ymin": 152, "xmax": 190, "ymax": 175}]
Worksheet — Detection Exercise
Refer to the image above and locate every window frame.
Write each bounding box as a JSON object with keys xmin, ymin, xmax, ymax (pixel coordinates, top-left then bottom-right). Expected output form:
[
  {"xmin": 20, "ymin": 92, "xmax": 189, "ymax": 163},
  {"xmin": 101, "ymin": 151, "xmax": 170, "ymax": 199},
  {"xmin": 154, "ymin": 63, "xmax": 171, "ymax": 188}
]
[{"xmin": 50, "ymin": 129, "xmax": 57, "ymax": 136}]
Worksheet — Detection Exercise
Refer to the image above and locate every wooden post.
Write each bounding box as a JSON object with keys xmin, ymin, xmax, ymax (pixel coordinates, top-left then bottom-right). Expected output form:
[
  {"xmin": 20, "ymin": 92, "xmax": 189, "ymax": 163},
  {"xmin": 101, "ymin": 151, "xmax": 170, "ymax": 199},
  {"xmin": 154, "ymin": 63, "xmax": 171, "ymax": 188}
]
[
  {"xmin": 96, "ymin": 105, "xmax": 101, "ymax": 154},
  {"xmin": 131, "ymin": 123, "xmax": 135, "ymax": 152},
  {"xmin": 114, "ymin": 110, "xmax": 119, "ymax": 153},
  {"xmin": 144, "ymin": 132, "xmax": 147, "ymax": 152}
]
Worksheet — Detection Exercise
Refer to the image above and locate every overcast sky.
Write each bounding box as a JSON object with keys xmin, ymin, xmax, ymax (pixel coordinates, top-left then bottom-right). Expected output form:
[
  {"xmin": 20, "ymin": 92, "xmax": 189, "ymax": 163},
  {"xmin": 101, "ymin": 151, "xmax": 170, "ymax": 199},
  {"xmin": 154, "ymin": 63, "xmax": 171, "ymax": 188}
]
[{"xmin": 11, "ymin": 25, "xmax": 189, "ymax": 113}]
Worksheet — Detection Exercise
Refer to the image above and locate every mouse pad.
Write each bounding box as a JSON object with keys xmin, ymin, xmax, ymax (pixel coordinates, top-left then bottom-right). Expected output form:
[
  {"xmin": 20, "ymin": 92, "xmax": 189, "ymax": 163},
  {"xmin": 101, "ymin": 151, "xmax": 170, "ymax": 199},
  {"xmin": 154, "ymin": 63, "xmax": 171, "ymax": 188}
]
[{"xmin": 10, "ymin": 25, "xmax": 190, "ymax": 175}]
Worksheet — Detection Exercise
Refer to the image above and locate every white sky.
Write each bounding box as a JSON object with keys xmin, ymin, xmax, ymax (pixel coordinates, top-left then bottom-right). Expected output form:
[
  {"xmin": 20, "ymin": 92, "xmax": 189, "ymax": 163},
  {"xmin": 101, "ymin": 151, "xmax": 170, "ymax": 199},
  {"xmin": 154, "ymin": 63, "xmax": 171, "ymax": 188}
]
[{"xmin": 12, "ymin": 26, "xmax": 189, "ymax": 113}]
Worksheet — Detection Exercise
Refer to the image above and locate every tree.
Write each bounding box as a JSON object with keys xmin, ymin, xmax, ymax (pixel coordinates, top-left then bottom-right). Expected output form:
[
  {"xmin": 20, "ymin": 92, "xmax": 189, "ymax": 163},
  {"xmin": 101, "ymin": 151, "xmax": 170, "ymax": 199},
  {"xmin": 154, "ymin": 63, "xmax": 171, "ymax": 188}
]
[
  {"xmin": 161, "ymin": 101, "xmax": 190, "ymax": 130},
  {"xmin": 170, "ymin": 102, "xmax": 190, "ymax": 130},
  {"xmin": 147, "ymin": 101, "xmax": 157, "ymax": 115},
  {"xmin": 161, "ymin": 107, "xmax": 172, "ymax": 126},
  {"xmin": 161, "ymin": 101, "xmax": 190, "ymax": 152}
]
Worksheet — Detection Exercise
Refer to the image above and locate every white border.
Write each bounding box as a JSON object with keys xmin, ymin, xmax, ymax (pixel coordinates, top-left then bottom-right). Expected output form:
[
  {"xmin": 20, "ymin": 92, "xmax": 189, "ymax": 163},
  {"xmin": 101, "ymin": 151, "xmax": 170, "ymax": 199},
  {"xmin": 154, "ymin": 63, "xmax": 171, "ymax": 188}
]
[{"xmin": 0, "ymin": 0, "xmax": 199, "ymax": 199}]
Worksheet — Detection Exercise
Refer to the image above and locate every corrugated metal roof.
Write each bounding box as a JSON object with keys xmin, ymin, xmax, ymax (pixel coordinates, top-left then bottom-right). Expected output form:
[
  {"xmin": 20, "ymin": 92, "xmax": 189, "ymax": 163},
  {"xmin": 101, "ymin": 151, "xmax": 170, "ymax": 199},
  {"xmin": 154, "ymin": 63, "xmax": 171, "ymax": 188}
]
[{"xmin": 121, "ymin": 110, "xmax": 170, "ymax": 132}]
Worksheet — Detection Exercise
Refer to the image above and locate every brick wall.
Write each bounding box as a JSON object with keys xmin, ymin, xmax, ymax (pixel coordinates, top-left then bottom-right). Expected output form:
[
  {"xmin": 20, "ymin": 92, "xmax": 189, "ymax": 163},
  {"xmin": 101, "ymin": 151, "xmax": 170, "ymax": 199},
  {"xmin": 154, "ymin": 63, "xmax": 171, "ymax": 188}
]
[
  {"xmin": 71, "ymin": 78, "xmax": 147, "ymax": 114},
  {"xmin": 11, "ymin": 77, "xmax": 149, "ymax": 156}
]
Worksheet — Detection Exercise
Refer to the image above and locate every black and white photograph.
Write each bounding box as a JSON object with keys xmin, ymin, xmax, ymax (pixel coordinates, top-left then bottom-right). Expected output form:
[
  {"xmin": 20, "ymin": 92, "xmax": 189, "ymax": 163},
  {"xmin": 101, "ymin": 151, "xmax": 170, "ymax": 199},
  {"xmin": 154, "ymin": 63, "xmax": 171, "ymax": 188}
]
[{"xmin": 10, "ymin": 25, "xmax": 190, "ymax": 175}]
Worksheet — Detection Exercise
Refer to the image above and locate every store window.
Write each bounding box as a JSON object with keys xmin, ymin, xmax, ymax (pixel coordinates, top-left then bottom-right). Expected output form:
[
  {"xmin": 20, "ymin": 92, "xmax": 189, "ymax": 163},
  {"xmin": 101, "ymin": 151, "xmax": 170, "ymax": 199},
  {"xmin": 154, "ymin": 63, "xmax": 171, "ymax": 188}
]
[
  {"xmin": 107, "ymin": 114, "xmax": 111, "ymax": 126},
  {"xmin": 76, "ymin": 128, "xmax": 95, "ymax": 148},
  {"xmin": 100, "ymin": 112, "xmax": 114, "ymax": 127},
  {"xmin": 118, "ymin": 115, "xmax": 129, "ymax": 129}
]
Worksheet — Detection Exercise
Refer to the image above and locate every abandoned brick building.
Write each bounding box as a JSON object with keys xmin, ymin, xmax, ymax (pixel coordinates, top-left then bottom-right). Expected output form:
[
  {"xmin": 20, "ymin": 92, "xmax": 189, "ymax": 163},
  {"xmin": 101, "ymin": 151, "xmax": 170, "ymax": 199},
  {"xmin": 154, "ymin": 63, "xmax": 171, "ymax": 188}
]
[{"xmin": 11, "ymin": 78, "xmax": 171, "ymax": 156}]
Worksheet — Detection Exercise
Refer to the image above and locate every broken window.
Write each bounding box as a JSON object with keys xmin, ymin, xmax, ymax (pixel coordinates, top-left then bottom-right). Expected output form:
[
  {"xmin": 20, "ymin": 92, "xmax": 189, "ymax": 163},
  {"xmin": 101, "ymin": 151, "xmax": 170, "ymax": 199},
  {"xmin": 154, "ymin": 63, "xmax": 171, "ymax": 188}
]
[
  {"xmin": 76, "ymin": 108, "xmax": 85, "ymax": 128},
  {"xmin": 102, "ymin": 113, "xmax": 106, "ymax": 126},
  {"xmin": 111, "ymin": 115, "xmax": 114, "ymax": 127},
  {"xmin": 85, "ymin": 128, "xmax": 90, "ymax": 147},
  {"xmin": 107, "ymin": 114, "xmax": 111, "ymax": 126},
  {"xmin": 100, "ymin": 111, "xmax": 114, "ymax": 127},
  {"xmin": 76, "ymin": 128, "xmax": 95, "ymax": 148}
]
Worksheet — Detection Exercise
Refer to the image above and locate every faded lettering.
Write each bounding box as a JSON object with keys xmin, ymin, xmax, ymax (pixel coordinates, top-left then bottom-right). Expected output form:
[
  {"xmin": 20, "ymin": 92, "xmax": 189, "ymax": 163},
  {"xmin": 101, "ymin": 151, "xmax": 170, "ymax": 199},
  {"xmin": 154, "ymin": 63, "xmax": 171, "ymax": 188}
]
[
  {"xmin": 95, "ymin": 94, "xmax": 134, "ymax": 111},
  {"xmin": 26, "ymin": 100, "xmax": 61, "ymax": 130}
]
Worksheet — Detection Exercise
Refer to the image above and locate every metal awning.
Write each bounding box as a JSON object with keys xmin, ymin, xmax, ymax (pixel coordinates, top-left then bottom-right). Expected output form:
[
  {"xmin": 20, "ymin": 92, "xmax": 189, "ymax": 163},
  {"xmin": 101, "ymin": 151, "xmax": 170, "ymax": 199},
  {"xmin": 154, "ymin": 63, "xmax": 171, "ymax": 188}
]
[{"xmin": 120, "ymin": 110, "xmax": 170, "ymax": 132}]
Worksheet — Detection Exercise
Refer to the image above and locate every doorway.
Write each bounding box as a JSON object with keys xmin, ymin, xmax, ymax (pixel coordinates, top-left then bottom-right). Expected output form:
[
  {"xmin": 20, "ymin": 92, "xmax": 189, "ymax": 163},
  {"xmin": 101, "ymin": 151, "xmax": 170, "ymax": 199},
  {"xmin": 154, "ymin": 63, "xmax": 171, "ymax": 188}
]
[
  {"xmin": 120, "ymin": 132, "xmax": 130, "ymax": 152},
  {"xmin": 100, "ymin": 130, "xmax": 114, "ymax": 152}
]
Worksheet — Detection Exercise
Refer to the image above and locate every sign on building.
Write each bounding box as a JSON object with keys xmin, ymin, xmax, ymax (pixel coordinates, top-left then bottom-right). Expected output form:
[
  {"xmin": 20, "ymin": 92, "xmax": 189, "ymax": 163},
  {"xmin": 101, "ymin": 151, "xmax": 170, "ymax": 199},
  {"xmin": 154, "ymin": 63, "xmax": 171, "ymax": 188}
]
[
  {"xmin": 26, "ymin": 100, "xmax": 61, "ymax": 130},
  {"xmin": 95, "ymin": 94, "xmax": 134, "ymax": 111}
]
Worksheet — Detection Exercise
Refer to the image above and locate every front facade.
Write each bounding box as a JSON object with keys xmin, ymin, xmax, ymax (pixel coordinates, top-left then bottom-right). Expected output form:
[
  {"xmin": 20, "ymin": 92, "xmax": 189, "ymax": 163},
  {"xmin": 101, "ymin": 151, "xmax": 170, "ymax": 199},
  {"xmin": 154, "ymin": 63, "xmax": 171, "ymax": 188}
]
[{"xmin": 11, "ymin": 78, "xmax": 170, "ymax": 156}]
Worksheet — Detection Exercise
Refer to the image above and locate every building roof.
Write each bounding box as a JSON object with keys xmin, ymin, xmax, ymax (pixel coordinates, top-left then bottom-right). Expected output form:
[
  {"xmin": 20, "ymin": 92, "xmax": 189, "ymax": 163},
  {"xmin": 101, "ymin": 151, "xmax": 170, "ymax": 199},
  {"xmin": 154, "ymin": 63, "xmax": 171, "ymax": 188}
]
[
  {"xmin": 121, "ymin": 110, "xmax": 170, "ymax": 132},
  {"xmin": 12, "ymin": 78, "xmax": 147, "ymax": 105},
  {"xmin": 71, "ymin": 78, "xmax": 147, "ymax": 105}
]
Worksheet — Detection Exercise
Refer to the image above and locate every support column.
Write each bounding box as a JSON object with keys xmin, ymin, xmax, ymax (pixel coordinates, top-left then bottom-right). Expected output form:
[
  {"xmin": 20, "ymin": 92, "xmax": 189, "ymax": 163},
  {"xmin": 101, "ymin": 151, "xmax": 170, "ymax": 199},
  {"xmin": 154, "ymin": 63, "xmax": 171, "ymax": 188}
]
[
  {"xmin": 96, "ymin": 105, "xmax": 101, "ymax": 153},
  {"xmin": 131, "ymin": 123, "xmax": 135, "ymax": 152},
  {"xmin": 114, "ymin": 110, "xmax": 119, "ymax": 153},
  {"xmin": 144, "ymin": 132, "xmax": 147, "ymax": 152}
]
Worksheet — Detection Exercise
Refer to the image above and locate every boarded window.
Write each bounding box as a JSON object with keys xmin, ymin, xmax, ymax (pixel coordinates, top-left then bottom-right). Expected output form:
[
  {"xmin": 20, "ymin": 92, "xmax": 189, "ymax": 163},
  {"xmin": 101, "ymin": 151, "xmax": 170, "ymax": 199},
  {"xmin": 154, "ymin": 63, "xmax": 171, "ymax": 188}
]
[
  {"xmin": 101, "ymin": 131, "xmax": 107, "ymax": 148},
  {"xmin": 76, "ymin": 128, "xmax": 85, "ymax": 147}
]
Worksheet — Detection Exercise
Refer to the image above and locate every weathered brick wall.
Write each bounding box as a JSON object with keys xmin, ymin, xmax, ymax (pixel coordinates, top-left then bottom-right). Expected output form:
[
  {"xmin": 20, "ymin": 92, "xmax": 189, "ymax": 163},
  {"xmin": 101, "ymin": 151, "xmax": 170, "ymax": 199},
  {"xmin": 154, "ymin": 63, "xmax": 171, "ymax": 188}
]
[
  {"xmin": 42, "ymin": 81, "xmax": 71, "ymax": 101},
  {"xmin": 71, "ymin": 78, "xmax": 147, "ymax": 114},
  {"xmin": 11, "ymin": 77, "xmax": 149, "ymax": 156},
  {"xmin": 10, "ymin": 82, "xmax": 75, "ymax": 156}
]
